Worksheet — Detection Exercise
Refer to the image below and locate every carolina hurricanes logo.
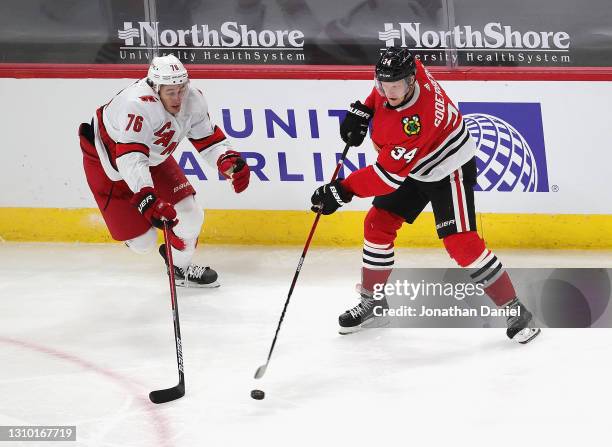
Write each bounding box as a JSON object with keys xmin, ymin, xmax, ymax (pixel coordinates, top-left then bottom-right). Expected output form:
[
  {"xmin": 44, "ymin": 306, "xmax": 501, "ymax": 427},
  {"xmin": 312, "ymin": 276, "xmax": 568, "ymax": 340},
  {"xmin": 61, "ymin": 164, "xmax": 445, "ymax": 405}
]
[
  {"xmin": 154, "ymin": 122, "xmax": 178, "ymax": 155},
  {"xmin": 402, "ymin": 115, "xmax": 421, "ymax": 136}
]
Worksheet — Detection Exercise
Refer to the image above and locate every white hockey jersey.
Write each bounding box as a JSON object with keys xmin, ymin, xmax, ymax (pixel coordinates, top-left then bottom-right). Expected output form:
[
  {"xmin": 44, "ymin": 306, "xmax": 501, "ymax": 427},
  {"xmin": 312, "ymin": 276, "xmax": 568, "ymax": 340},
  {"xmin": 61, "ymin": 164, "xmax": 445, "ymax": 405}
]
[{"xmin": 92, "ymin": 78, "xmax": 232, "ymax": 192}]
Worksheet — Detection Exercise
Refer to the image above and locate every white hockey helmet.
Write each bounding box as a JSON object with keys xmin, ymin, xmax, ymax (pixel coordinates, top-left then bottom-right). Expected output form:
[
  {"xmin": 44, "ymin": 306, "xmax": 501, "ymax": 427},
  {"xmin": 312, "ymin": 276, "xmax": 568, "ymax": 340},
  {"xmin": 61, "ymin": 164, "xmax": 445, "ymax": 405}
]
[{"xmin": 147, "ymin": 55, "xmax": 188, "ymax": 91}]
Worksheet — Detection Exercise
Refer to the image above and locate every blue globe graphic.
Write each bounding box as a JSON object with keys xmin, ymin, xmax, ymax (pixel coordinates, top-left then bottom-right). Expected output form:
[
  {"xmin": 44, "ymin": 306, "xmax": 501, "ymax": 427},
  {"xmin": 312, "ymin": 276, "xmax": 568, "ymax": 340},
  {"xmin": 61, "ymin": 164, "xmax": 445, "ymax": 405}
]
[{"xmin": 464, "ymin": 113, "xmax": 538, "ymax": 192}]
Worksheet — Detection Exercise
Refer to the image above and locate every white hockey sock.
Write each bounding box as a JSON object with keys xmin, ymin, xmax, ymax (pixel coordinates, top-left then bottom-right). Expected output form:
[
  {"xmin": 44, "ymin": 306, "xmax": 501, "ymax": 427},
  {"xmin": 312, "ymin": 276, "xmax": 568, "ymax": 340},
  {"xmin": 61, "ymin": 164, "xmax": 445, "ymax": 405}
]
[
  {"xmin": 170, "ymin": 195, "xmax": 204, "ymax": 271},
  {"xmin": 171, "ymin": 238, "xmax": 196, "ymax": 271}
]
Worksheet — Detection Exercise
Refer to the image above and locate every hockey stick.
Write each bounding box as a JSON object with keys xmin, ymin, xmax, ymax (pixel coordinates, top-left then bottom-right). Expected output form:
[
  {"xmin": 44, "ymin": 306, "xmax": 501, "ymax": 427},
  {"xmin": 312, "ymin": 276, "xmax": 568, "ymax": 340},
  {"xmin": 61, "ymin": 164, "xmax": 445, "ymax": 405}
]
[
  {"xmin": 254, "ymin": 142, "xmax": 351, "ymax": 379},
  {"xmin": 149, "ymin": 221, "xmax": 185, "ymax": 404}
]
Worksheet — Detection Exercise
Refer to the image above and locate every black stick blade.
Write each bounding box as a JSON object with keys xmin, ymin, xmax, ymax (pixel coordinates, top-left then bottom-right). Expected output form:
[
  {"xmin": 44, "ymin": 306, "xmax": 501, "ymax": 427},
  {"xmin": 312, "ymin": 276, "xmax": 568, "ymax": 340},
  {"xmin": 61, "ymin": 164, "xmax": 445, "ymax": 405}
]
[
  {"xmin": 254, "ymin": 364, "xmax": 267, "ymax": 379},
  {"xmin": 149, "ymin": 383, "xmax": 185, "ymax": 404}
]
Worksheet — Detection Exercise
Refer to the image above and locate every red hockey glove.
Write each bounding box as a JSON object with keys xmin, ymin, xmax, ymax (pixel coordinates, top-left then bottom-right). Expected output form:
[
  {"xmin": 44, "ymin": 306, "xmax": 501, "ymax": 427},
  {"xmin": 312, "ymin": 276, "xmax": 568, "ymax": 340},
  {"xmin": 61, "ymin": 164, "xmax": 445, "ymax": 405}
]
[
  {"xmin": 130, "ymin": 187, "xmax": 178, "ymax": 229},
  {"xmin": 217, "ymin": 150, "xmax": 250, "ymax": 193}
]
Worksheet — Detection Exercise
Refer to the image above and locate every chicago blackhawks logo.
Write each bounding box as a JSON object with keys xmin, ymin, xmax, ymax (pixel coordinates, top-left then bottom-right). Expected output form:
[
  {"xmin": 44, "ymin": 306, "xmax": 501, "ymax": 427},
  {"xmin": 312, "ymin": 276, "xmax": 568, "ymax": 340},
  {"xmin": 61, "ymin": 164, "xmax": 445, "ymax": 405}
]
[{"xmin": 402, "ymin": 115, "xmax": 421, "ymax": 136}]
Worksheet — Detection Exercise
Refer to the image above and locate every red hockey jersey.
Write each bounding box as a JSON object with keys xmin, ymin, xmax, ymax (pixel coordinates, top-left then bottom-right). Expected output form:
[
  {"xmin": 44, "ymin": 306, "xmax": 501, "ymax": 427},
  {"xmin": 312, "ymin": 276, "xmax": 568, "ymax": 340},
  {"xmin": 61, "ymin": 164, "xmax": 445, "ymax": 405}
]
[{"xmin": 342, "ymin": 59, "xmax": 476, "ymax": 198}]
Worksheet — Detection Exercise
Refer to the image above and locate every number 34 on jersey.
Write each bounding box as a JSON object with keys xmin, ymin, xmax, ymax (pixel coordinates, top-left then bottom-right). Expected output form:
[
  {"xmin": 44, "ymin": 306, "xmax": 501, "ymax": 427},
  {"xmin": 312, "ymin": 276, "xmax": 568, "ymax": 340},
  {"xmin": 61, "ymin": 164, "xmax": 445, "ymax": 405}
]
[{"xmin": 390, "ymin": 146, "xmax": 418, "ymax": 162}]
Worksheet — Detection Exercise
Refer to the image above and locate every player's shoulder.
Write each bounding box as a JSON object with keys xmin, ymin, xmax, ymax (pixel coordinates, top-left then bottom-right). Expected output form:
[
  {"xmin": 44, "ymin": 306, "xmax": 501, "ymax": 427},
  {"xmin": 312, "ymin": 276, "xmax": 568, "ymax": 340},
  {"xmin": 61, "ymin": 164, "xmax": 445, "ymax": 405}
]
[
  {"xmin": 367, "ymin": 86, "xmax": 385, "ymax": 108},
  {"xmin": 121, "ymin": 79, "xmax": 162, "ymax": 108},
  {"xmin": 414, "ymin": 58, "xmax": 430, "ymax": 78},
  {"xmin": 187, "ymin": 84, "xmax": 208, "ymax": 105},
  {"xmin": 415, "ymin": 58, "xmax": 437, "ymax": 87},
  {"xmin": 113, "ymin": 79, "xmax": 166, "ymax": 122},
  {"xmin": 183, "ymin": 84, "xmax": 210, "ymax": 115}
]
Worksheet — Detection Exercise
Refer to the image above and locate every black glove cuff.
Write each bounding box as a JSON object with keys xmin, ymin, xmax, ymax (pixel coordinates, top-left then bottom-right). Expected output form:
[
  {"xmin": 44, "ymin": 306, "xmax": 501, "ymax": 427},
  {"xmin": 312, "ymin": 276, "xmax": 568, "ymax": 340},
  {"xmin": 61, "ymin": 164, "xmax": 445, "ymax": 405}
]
[
  {"xmin": 134, "ymin": 191, "xmax": 156, "ymax": 215},
  {"xmin": 330, "ymin": 180, "xmax": 353, "ymax": 204},
  {"xmin": 232, "ymin": 157, "xmax": 246, "ymax": 173},
  {"xmin": 349, "ymin": 101, "xmax": 373, "ymax": 121}
]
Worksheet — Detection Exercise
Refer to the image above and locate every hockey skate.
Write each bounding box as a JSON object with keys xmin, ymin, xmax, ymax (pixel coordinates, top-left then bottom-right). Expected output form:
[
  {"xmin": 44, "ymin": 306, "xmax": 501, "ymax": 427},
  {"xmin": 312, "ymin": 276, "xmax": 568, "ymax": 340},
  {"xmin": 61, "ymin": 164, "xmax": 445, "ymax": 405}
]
[
  {"xmin": 339, "ymin": 289, "xmax": 390, "ymax": 335},
  {"xmin": 158, "ymin": 245, "xmax": 219, "ymax": 288},
  {"xmin": 505, "ymin": 298, "xmax": 541, "ymax": 344}
]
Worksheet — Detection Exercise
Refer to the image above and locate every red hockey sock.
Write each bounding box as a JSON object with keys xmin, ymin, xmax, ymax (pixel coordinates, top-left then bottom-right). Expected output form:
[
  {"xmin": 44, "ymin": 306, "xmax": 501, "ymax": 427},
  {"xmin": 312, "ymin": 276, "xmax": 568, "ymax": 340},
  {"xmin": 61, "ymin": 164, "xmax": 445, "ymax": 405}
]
[
  {"xmin": 482, "ymin": 271, "xmax": 516, "ymax": 307},
  {"xmin": 361, "ymin": 207, "xmax": 403, "ymax": 293},
  {"xmin": 361, "ymin": 267, "xmax": 393, "ymax": 296},
  {"xmin": 443, "ymin": 231, "xmax": 516, "ymax": 306}
]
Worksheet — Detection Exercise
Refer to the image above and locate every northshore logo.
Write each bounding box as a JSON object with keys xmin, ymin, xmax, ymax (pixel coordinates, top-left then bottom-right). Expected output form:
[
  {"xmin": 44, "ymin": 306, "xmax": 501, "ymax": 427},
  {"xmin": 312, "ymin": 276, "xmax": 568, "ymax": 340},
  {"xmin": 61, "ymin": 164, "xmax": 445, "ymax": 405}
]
[
  {"xmin": 119, "ymin": 21, "xmax": 304, "ymax": 49},
  {"xmin": 378, "ymin": 22, "xmax": 572, "ymax": 65},
  {"xmin": 378, "ymin": 22, "xmax": 570, "ymax": 50}
]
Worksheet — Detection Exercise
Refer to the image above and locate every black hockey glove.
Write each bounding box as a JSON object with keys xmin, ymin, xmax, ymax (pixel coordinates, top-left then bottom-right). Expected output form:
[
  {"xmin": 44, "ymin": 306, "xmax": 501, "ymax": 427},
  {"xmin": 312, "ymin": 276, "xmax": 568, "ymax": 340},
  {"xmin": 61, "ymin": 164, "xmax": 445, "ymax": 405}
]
[
  {"xmin": 340, "ymin": 100, "xmax": 373, "ymax": 147},
  {"xmin": 310, "ymin": 180, "xmax": 353, "ymax": 215}
]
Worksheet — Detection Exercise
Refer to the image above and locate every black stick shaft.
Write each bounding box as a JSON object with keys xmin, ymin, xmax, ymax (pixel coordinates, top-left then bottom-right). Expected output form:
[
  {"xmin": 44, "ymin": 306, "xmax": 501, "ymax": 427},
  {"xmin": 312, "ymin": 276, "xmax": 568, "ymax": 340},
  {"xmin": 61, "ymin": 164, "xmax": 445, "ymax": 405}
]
[
  {"xmin": 256, "ymin": 143, "xmax": 351, "ymax": 377},
  {"xmin": 163, "ymin": 222, "xmax": 185, "ymax": 386}
]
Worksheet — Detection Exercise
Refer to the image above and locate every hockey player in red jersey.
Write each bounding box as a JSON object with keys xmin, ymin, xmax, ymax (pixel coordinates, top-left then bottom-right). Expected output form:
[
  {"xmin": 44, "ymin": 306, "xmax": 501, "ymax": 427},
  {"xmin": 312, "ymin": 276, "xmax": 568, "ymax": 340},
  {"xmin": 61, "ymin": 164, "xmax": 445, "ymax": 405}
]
[
  {"xmin": 310, "ymin": 47, "xmax": 540, "ymax": 343},
  {"xmin": 78, "ymin": 55, "xmax": 250, "ymax": 287}
]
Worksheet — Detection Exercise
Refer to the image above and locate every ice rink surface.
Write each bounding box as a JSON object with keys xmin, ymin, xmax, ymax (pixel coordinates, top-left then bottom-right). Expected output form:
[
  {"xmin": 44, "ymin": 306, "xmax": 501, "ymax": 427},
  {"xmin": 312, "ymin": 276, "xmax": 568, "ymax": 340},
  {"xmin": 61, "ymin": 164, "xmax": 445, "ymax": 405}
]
[{"xmin": 1, "ymin": 243, "xmax": 612, "ymax": 447}]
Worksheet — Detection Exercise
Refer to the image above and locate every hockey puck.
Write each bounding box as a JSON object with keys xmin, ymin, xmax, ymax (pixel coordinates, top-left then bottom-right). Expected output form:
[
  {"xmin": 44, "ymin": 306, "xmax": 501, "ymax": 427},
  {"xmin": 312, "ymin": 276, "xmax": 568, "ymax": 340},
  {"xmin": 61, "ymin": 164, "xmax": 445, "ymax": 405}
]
[{"xmin": 251, "ymin": 389, "xmax": 265, "ymax": 400}]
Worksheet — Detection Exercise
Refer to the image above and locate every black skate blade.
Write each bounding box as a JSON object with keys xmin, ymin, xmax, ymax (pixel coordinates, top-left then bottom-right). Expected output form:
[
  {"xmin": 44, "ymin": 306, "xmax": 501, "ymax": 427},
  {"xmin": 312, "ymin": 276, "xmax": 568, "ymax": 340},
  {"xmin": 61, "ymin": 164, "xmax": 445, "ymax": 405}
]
[
  {"xmin": 149, "ymin": 383, "xmax": 185, "ymax": 404},
  {"xmin": 338, "ymin": 316, "xmax": 390, "ymax": 335},
  {"xmin": 254, "ymin": 364, "xmax": 267, "ymax": 379}
]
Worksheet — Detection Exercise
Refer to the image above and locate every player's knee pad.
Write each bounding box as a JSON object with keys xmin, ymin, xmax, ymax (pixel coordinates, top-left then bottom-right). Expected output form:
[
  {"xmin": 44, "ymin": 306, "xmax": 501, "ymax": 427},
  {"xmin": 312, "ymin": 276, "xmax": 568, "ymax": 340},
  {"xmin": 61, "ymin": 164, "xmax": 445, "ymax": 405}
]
[
  {"xmin": 364, "ymin": 207, "xmax": 404, "ymax": 246},
  {"xmin": 173, "ymin": 195, "xmax": 204, "ymax": 240},
  {"xmin": 443, "ymin": 231, "xmax": 487, "ymax": 267},
  {"xmin": 125, "ymin": 227, "xmax": 158, "ymax": 254}
]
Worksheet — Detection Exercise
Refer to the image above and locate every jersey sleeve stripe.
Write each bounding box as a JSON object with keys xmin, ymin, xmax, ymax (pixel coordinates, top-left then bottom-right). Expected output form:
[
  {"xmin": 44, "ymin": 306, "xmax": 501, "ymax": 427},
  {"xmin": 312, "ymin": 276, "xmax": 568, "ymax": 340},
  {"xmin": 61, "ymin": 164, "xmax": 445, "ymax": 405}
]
[
  {"xmin": 190, "ymin": 125, "xmax": 226, "ymax": 152},
  {"xmin": 385, "ymin": 168, "xmax": 407, "ymax": 182},
  {"xmin": 115, "ymin": 142, "xmax": 150, "ymax": 158},
  {"xmin": 411, "ymin": 124, "xmax": 472, "ymax": 178},
  {"xmin": 420, "ymin": 130, "xmax": 471, "ymax": 177},
  {"xmin": 374, "ymin": 163, "xmax": 405, "ymax": 189},
  {"xmin": 411, "ymin": 120, "xmax": 468, "ymax": 173}
]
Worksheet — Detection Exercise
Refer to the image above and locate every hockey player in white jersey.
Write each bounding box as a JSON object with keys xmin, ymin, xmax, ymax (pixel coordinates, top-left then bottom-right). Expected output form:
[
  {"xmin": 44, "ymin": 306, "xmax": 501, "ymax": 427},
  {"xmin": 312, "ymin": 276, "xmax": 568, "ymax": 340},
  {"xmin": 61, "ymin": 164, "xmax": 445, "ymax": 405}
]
[{"xmin": 78, "ymin": 55, "xmax": 250, "ymax": 287}]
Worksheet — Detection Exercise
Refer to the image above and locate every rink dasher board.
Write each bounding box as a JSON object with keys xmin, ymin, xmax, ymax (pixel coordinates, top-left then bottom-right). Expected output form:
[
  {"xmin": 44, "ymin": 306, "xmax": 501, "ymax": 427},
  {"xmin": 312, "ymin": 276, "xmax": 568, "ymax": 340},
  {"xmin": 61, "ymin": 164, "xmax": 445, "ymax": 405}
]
[{"xmin": 0, "ymin": 78, "xmax": 610, "ymax": 247}]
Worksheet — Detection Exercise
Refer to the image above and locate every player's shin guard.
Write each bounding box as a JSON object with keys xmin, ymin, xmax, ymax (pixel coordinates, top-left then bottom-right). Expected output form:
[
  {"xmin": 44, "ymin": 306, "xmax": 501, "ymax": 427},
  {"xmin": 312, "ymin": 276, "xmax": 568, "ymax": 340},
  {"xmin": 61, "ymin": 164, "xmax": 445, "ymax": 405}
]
[
  {"xmin": 158, "ymin": 196, "xmax": 218, "ymax": 287},
  {"xmin": 169, "ymin": 237, "xmax": 195, "ymax": 271},
  {"xmin": 339, "ymin": 207, "xmax": 402, "ymax": 334},
  {"xmin": 171, "ymin": 196, "xmax": 203, "ymax": 269},
  {"xmin": 361, "ymin": 207, "xmax": 403, "ymax": 289},
  {"xmin": 159, "ymin": 243, "xmax": 218, "ymax": 288},
  {"xmin": 125, "ymin": 228, "xmax": 158, "ymax": 254},
  {"xmin": 443, "ymin": 231, "xmax": 515, "ymax": 305},
  {"xmin": 443, "ymin": 231, "xmax": 540, "ymax": 343},
  {"xmin": 336, "ymin": 242, "xmax": 394, "ymax": 334}
]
